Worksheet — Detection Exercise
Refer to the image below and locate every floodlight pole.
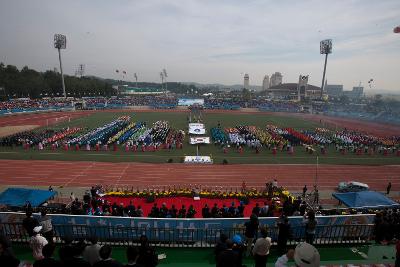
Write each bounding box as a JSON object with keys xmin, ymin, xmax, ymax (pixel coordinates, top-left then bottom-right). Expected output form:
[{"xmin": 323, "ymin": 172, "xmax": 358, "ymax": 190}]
[
  {"xmin": 58, "ymin": 48, "xmax": 66, "ymax": 98},
  {"xmin": 320, "ymin": 53, "xmax": 328, "ymax": 98}
]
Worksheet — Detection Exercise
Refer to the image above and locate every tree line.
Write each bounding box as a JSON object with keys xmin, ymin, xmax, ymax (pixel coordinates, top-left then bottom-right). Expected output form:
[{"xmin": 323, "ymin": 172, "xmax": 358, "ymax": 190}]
[
  {"xmin": 0, "ymin": 63, "xmax": 115, "ymax": 99},
  {"xmin": 0, "ymin": 63, "xmax": 205, "ymax": 99}
]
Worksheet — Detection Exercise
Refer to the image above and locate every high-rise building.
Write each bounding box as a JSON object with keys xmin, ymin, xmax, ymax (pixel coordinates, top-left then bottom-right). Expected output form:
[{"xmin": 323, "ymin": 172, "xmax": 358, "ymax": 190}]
[
  {"xmin": 244, "ymin": 73, "xmax": 250, "ymax": 89},
  {"xmin": 270, "ymin": 72, "xmax": 283, "ymax": 87},
  {"xmin": 262, "ymin": 75, "xmax": 270, "ymax": 90},
  {"xmin": 325, "ymin": 84, "xmax": 343, "ymax": 97}
]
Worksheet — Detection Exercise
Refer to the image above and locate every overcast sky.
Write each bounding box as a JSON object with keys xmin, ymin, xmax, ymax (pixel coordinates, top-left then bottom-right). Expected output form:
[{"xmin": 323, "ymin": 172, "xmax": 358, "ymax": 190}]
[{"xmin": 0, "ymin": 0, "xmax": 399, "ymax": 91}]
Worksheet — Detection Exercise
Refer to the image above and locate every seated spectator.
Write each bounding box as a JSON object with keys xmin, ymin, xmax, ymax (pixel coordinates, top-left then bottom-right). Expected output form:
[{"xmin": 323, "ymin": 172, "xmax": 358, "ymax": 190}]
[
  {"xmin": 124, "ymin": 246, "xmax": 143, "ymax": 267},
  {"xmin": 216, "ymin": 239, "xmax": 239, "ymax": 267},
  {"xmin": 169, "ymin": 205, "xmax": 177, "ymax": 218},
  {"xmin": 83, "ymin": 237, "xmax": 101, "ymax": 266},
  {"xmin": 33, "ymin": 243, "xmax": 61, "ymax": 267},
  {"xmin": 93, "ymin": 245, "xmax": 122, "ymax": 267},
  {"xmin": 252, "ymin": 203, "xmax": 260, "ymax": 216},
  {"xmin": 30, "ymin": 226, "xmax": 48, "ymax": 260}
]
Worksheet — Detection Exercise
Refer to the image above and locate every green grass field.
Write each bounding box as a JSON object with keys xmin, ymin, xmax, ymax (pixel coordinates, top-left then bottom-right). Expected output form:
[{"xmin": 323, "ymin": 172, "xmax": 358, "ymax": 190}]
[{"xmin": 0, "ymin": 111, "xmax": 399, "ymax": 165}]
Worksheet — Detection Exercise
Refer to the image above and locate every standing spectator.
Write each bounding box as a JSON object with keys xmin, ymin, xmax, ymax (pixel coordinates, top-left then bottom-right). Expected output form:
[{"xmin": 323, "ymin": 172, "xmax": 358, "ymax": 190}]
[
  {"xmin": 277, "ymin": 216, "xmax": 291, "ymax": 255},
  {"xmin": 137, "ymin": 235, "xmax": 158, "ymax": 267},
  {"xmin": 93, "ymin": 245, "xmax": 122, "ymax": 267},
  {"xmin": 124, "ymin": 246, "xmax": 143, "ymax": 267},
  {"xmin": 30, "ymin": 226, "xmax": 48, "ymax": 260},
  {"xmin": 302, "ymin": 185, "xmax": 307, "ymax": 197},
  {"xmin": 274, "ymin": 249, "xmax": 294, "ymax": 267},
  {"xmin": 244, "ymin": 214, "xmax": 259, "ymax": 257},
  {"xmin": 252, "ymin": 203, "xmax": 260, "ymax": 217},
  {"xmin": 23, "ymin": 209, "xmax": 39, "ymax": 237},
  {"xmin": 38, "ymin": 209, "xmax": 53, "ymax": 243},
  {"xmin": 252, "ymin": 227, "xmax": 272, "ymax": 267},
  {"xmin": 303, "ymin": 211, "xmax": 317, "ymax": 245},
  {"xmin": 83, "ymin": 237, "xmax": 101, "ymax": 266},
  {"xmin": 186, "ymin": 205, "xmax": 197, "ymax": 218},
  {"xmin": 178, "ymin": 205, "xmax": 186, "ymax": 218},
  {"xmin": 232, "ymin": 234, "xmax": 245, "ymax": 267},
  {"xmin": 202, "ymin": 204, "xmax": 210, "ymax": 218},
  {"xmin": 260, "ymin": 202, "xmax": 269, "ymax": 217},
  {"xmin": 293, "ymin": 242, "xmax": 320, "ymax": 267},
  {"xmin": 387, "ymin": 182, "xmax": 392, "ymax": 195},
  {"xmin": 33, "ymin": 243, "xmax": 61, "ymax": 267},
  {"xmin": 211, "ymin": 203, "xmax": 219, "ymax": 218},
  {"xmin": 216, "ymin": 239, "xmax": 239, "ymax": 267},
  {"xmin": 214, "ymin": 233, "xmax": 228, "ymax": 260}
]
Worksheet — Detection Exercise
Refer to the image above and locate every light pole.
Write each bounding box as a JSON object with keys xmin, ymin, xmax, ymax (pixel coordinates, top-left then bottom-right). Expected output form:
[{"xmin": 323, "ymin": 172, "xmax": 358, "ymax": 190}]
[
  {"xmin": 163, "ymin": 69, "xmax": 168, "ymax": 95},
  {"xmin": 319, "ymin": 39, "xmax": 332, "ymax": 99},
  {"xmin": 54, "ymin": 34, "xmax": 67, "ymax": 98},
  {"xmin": 134, "ymin": 73, "xmax": 138, "ymax": 88}
]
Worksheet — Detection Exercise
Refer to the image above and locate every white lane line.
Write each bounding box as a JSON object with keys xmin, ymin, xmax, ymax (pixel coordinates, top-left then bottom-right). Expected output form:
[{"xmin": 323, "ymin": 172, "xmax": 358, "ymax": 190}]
[{"xmin": 63, "ymin": 162, "xmax": 95, "ymax": 187}]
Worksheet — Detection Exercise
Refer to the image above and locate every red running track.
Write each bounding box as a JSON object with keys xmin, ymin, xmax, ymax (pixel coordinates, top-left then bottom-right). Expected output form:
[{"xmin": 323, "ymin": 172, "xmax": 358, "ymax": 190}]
[{"xmin": 0, "ymin": 160, "xmax": 398, "ymax": 192}]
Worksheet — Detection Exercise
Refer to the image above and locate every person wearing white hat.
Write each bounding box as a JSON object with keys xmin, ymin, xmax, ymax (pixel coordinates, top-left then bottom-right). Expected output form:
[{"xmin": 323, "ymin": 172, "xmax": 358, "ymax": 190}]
[
  {"xmin": 30, "ymin": 225, "xmax": 48, "ymax": 260},
  {"xmin": 293, "ymin": 242, "xmax": 320, "ymax": 267}
]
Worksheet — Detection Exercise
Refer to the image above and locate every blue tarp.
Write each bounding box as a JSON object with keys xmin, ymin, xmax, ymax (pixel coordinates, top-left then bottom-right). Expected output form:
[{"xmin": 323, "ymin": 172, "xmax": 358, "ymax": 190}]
[
  {"xmin": 0, "ymin": 188, "xmax": 56, "ymax": 207},
  {"xmin": 333, "ymin": 191, "xmax": 400, "ymax": 209}
]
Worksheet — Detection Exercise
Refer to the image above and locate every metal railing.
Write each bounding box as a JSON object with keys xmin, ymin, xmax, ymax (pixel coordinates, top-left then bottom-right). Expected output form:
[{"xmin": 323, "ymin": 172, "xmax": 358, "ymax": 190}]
[{"xmin": 0, "ymin": 222, "xmax": 373, "ymax": 247}]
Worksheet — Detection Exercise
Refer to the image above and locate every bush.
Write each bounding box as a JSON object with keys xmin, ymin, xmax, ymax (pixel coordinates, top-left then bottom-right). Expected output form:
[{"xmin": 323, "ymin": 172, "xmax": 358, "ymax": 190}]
[{"xmin": 222, "ymin": 159, "xmax": 228, "ymax": 165}]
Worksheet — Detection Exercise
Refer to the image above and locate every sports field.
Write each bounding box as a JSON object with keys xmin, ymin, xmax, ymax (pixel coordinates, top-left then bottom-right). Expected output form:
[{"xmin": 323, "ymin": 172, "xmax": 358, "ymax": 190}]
[{"xmin": 0, "ymin": 109, "xmax": 399, "ymax": 165}]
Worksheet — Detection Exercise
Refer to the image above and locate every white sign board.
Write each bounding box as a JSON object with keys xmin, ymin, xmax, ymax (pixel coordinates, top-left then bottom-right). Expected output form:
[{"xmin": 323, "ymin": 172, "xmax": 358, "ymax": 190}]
[
  {"xmin": 184, "ymin": 156, "xmax": 213, "ymax": 164},
  {"xmin": 190, "ymin": 137, "xmax": 210, "ymax": 144},
  {"xmin": 178, "ymin": 98, "xmax": 204, "ymax": 106},
  {"xmin": 189, "ymin": 123, "xmax": 206, "ymax": 135}
]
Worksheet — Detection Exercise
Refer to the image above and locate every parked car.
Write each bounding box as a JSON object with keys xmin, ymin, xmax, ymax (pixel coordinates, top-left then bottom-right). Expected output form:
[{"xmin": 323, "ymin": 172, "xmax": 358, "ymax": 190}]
[{"xmin": 337, "ymin": 181, "xmax": 369, "ymax": 192}]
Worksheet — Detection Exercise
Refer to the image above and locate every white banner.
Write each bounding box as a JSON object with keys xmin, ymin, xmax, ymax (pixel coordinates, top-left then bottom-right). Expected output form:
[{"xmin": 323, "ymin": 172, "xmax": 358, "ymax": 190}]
[
  {"xmin": 184, "ymin": 156, "xmax": 213, "ymax": 164},
  {"xmin": 189, "ymin": 123, "xmax": 206, "ymax": 135},
  {"xmin": 190, "ymin": 137, "xmax": 210, "ymax": 144}
]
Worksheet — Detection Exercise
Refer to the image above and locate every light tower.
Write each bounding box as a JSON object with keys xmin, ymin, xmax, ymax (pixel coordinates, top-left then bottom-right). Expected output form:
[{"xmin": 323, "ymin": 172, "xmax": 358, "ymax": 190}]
[
  {"xmin": 319, "ymin": 39, "xmax": 332, "ymax": 98},
  {"xmin": 54, "ymin": 34, "xmax": 67, "ymax": 98},
  {"xmin": 134, "ymin": 73, "xmax": 138, "ymax": 88},
  {"xmin": 163, "ymin": 68, "xmax": 168, "ymax": 95}
]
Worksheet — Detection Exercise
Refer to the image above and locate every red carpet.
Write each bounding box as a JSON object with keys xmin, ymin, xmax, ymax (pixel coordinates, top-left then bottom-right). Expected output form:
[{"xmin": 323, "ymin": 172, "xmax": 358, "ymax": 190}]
[{"xmin": 103, "ymin": 196, "xmax": 277, "ymax": 218}]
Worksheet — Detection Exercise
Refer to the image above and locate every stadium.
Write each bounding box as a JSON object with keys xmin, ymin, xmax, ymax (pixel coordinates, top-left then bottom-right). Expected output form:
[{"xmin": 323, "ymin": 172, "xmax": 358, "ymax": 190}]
[{"xmin": 1, "ymin": 1, "xmax": 400, "ymax": 266}]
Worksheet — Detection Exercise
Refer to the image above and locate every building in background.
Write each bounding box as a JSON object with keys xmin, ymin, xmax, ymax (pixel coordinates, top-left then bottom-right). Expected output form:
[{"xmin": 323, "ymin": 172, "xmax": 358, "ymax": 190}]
[
  {"xmin": 269, "ymin": 72, "xmax": 283, "ymax": 87},
  {"xmin": 325, "ymin": 84, "xmax": 343, "ymax": 97},
  {"xmin": 267, "ymin": 83, "xmax": 321, "ymax": 100},
  {"xmin": 244, "ymin": 73, "xmax": 250, "ymax": 89},
  {"xmin": 344, "ymin": 86, "xmax": 364, "ymax": 99},
  {"xmin": 262, "ymin": 75, "xmax": 270, "ymax": 90},
  {"xmin": 297, "ymin": 75, "xmax": 309, "ymax": 101}
]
